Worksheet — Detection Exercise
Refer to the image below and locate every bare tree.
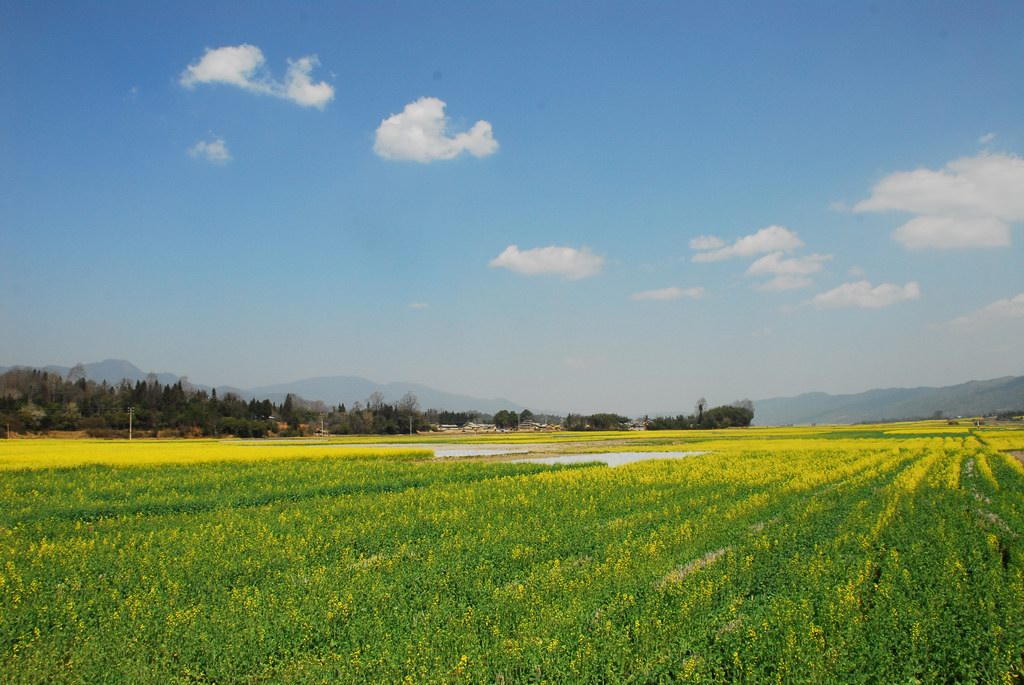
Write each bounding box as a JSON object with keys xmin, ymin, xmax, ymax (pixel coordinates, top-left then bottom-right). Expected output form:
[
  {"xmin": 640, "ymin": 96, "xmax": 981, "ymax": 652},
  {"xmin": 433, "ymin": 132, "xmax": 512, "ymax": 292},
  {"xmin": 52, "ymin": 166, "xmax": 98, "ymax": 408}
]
[
  {"xmin": 397, "ymin": 392, "xmax": 419, "ymax": 413},
  {"xmin": 367, "ymin": 391, "xmax": 385, "ymax": 411},
  {"xmin": 67, "ymin": 363, "xmax": 87, "ymax": 384}
]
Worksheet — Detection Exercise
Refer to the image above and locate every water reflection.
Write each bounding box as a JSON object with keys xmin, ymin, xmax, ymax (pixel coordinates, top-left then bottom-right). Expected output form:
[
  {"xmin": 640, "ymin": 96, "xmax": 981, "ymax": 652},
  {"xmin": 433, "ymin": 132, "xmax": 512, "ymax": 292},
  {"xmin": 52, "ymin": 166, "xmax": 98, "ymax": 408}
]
[{"xmin": 512, "ymin": 451, "xmax": 704, "ymax": 467}]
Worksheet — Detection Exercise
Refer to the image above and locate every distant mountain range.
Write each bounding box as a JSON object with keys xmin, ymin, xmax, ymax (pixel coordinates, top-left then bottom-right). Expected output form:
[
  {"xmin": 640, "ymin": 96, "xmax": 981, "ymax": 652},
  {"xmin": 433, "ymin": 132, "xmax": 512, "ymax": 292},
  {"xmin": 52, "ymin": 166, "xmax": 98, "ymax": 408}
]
[
  {"xmin": 753, "ymin": 376, "xmax": 1024, "ymax": 425},
  {"xmin": 2, "ymin": 360, "xmax": 1022, "ymax": 424},
  {"xmin": 9, "ymin": 359, "xmax": 184, "ymax": 387},
  {"xmin": 238, "ymin": 377, "xmax": 525, "ymax": 415},
  {"xmin": 0, "ymin": 360, "xmax": 525, "ymax": 415}
]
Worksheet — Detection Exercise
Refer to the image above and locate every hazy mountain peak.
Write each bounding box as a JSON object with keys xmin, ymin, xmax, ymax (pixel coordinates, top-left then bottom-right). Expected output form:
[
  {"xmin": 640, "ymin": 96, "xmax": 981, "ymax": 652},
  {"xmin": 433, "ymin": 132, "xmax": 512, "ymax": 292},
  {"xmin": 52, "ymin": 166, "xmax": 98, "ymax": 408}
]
[{"xmin": 753, "ymin": 375, "xmax": 1024, "ymax": 425}]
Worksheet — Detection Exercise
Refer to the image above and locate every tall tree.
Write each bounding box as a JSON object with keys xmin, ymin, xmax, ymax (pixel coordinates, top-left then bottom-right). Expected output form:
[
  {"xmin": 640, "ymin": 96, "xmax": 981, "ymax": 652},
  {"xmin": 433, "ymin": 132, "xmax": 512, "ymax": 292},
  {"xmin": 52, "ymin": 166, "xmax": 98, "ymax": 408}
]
[
  {"xmin": 367, "ymin": 391, "xmax": 385, "ymax": 411},
  {"xmin": 67, "ymin": 363, "xmax": 87, "ymax": 384}
]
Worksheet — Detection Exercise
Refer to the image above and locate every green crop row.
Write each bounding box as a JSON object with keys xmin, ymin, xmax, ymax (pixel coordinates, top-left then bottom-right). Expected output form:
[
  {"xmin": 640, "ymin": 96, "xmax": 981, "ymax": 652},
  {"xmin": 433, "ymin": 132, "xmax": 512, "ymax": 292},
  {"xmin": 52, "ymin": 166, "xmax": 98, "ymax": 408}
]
[{"xmin": 0, "ymin": 438, "xmax": 1021, "ymax": 683}]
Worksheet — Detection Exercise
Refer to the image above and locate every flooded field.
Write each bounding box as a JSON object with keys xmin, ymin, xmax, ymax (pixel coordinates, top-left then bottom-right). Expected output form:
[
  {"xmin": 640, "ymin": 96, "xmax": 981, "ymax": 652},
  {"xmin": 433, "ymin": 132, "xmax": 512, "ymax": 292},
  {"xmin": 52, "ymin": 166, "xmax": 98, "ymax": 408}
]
[
  {"xmin": 240, "ymin": 439, "xmax": 706, "ymax": 462},
  {"xmin": 434, "ymin": 447, "xmax": 530, "ymax": 457},
  {"xmin": 293, "ymin": 442, "xmax": 532, "ymax": 457},
  {"xmin": 512, "ymin": 451, "xmax": 704, "ymax": 467}
]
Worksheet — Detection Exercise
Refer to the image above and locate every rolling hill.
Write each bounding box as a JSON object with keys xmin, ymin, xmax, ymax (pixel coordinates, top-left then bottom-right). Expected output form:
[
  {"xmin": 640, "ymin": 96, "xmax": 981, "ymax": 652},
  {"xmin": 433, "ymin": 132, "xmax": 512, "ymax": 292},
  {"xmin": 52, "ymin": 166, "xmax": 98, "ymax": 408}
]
[{"xmin": 753, "ymin": 376, "xmax": 1024, "ymax": 425}]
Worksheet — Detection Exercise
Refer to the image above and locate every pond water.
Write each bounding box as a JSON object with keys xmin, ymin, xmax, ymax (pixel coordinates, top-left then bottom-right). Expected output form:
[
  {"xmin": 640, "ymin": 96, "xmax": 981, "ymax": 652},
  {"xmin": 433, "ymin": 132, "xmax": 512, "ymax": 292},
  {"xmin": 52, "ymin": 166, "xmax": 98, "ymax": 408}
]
[
  {"xmin": 511, "ymin": 451, "xmax": 704, "ymax": 467},
  {"xmin": 434, "ymin": 447, "xmax": 530, "ymax": 458},
  {"xmin": 277, "ymin": 443, "xmax": 533, "ymax": 458},
  {"xmin": 239, "ymin": 442, "xmax": 702, "ymax": 464}
]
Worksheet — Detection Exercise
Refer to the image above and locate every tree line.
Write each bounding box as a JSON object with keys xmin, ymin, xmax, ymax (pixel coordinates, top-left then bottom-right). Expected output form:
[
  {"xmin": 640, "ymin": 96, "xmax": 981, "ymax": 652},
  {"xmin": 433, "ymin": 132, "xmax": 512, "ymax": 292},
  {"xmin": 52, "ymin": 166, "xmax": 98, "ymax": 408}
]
[
  {"xmin": 563, "ymin": 413, "xmax": 633, "ymax": 431},
  {"xmin": 0, "ymin": 369, "xmax": 443, "ymax": 438},
  {"xmin": 561, "ymin": 399, "xmax": 754, "ymax": 431},
  {"xmin": 646, "ymin": 398, "xmax": 754, "ymax": 429},
  {"xmin": 0, "ymin": 367, "xmax": 753, "ymax": 437}
]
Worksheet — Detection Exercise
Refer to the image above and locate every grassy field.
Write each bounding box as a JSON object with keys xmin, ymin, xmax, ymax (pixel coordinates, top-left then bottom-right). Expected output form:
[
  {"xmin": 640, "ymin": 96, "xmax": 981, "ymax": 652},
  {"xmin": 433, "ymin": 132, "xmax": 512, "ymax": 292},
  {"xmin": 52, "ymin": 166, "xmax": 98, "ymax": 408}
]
[{"xmin": 2, "ymin": 423, "xmax": 1023, "ymax": 683}]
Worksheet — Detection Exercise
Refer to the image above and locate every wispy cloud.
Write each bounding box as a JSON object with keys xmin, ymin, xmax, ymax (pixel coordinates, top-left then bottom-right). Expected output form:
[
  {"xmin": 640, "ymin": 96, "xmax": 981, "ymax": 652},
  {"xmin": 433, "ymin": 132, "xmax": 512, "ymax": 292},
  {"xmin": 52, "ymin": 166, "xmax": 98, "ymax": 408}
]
[
  {"xmin": 809, "ymin": 281, "xmax": 921, "ymax": 309},
  {"xmin": 489, "ymin": 244, "xmax": 603, "ymax": 280},
  {"xmin": 188, "ymin": 135, "xmax": 231, "ymax": 164},
  {"xmin": 854, "ymin": 151, "xmax": 1022, "ymax": 249},
  {"xmin": 746, "ymin": 252, "xmax": 832, "ymax": 291},
  {"xmin": 755, "ymin": 275, "xmax": 813, "ymax": 291},
  {"xmin": 688, "ymin": 235, "xmax": 725, "ymax": 250},
  {"xmin": 692, "ymin": 225, "xmax": 804, "ymax": 263},
  {"xmin": 630, "ymin": 286, "xmax": 705, "ymax": 301},
  {"xmin": 374, "ymin": 97, "xmax": 497, "ymax": 162},
  {"xmin": 408, "ymin": 302, "xmax": 429, "ymax": 309},
  {"xmin": 180, "ymin": 44, "xmax": 334, "ymax": 110},
  {"xmin": 979, "ymin": 132, "xmax": 996, "ymax": 145},
  {"xmin": 950, "ymin": 292, "xmax": 1024, "ymax": 328}
]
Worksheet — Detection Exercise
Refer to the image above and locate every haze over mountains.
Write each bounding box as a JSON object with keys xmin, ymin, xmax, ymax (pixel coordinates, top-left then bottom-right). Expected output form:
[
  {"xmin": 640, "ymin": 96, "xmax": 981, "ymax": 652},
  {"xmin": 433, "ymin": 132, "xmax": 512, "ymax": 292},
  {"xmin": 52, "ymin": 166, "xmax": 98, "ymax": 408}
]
[
  {"xmin": 2, "ymin": 359, "xmax": 1022, "ymax": 425},
  {"xmin": 0, "ymin": 360, "xmax": 525, "ymax": 415},
  {"xmin": 752, "ymin": 376, "xmax": 1024, "ymax": 426},
  {"xmin": 238, "ymin": 377, "xmax": 526, "ymax": 415}
]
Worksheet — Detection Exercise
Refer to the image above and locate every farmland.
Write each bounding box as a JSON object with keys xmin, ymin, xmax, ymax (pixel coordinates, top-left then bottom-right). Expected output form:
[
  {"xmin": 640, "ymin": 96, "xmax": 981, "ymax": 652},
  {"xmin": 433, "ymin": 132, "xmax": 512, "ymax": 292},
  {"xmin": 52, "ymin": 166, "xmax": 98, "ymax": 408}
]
[{"xmin": 2, "ymin": 424, "xmax": 1023, "ymax": 683}]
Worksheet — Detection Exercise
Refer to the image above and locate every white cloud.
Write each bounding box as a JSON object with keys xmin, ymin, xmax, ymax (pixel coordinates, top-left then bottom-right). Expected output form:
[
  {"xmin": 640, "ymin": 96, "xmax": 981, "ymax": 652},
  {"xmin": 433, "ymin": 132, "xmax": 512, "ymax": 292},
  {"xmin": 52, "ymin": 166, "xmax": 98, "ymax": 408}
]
[
  {"xmin": 746, "ymin": 252, "xmax": 832, "ymax": 277},
  {"xmin": 950, "ymin": 292, "xmax": 1024, "ymax": 327},
  {"xmin": 809, "ymin": 280, "xmax": 921, "ymax": 309},
  {"xmin": 283, "ymin": 56, "xmax": 335, "ymax": 109},
  {"xmin": 980, "ymin": 132, "xmax": 996, "ymax": 145},
  {"xmin": 630, "ymin": 286, "xmax": 705, "ymax": 301},
  {"xmin": 689, "ymin": 235, "xmax": 725, "ymax": 250},
  {"xmin": 692, "ymin": 225, "xmax": 804, "ymax": 262},
  {"xmin": 188, "ymin": 136, "xmax": 231, "ymax": 164},
  {"xmin": 489, "ymin": 244, "xmax": 603, "ymax": 280},
  {"xmin": 181, "ymin": 45, "xmax": 269, "ymax": 91},
  {"xmin": 755, "ymin": 275, "xmax": 813, "ymax": 291},
  {"xmin": 408, "ymin": 302, "xmax": 429, "ymax": 309},
  {"xmin": 374, "ymin": 97, "xmax": 498, "ymax": 162},
  {"xmin": 892, "ymin": 215, "xmax": 1011, "ymax": 249},
  {"xmin": 747, "ymin": 253, "xmax": 831, "ymax": 290},
  {"xmin": 854, "ymin": 153, "xmax": 1024, "ymax": 218},
  {"xmin": 180, "ymin": 44, "xmax": 333, "ymax": 109},
  {"xmin": 854, "ymin": 151, "xmax": 1024, "ymax": 249}
]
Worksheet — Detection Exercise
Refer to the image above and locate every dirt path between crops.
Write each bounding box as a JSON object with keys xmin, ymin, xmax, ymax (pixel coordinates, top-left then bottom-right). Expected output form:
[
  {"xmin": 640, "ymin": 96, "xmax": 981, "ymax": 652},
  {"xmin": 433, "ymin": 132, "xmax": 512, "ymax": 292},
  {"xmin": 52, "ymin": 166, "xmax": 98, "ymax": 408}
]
[{"xmin": 1010, "ymin": 451, "xmax": 1024, "ymax": 466}]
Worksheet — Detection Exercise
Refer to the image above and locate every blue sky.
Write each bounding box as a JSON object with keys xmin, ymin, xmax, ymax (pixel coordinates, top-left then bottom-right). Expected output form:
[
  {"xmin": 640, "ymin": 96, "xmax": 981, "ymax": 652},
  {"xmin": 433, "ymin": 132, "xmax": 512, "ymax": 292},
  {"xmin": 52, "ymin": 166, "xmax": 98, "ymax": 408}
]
[{"xmin": 2, "ymin": 1, "xmax": 1022, "ymax": 415}]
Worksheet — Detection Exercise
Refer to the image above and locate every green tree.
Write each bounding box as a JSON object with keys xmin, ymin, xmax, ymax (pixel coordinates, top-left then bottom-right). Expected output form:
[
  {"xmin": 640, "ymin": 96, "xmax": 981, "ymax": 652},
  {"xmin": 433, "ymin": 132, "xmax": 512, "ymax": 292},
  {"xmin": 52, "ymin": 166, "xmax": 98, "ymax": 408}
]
[{"xmin": 494, "ymin": 410, "xmax": 515, "ymax": 429}]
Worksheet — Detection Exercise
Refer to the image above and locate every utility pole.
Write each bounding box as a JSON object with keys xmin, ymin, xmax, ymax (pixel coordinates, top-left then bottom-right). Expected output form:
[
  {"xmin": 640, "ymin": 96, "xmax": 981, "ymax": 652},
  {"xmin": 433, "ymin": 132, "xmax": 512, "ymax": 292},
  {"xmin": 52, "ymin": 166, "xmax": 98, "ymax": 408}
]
[
  {"xmin": 409, "ymin": 416, "xmax": 413, "ymax": 435},
  {"xmin": 319, "ymin": 412, "xmax": 327, "ymax": 439},
  {"xmin": 128, "ymin": 406, "xmax": 134, "ymax": 441}
]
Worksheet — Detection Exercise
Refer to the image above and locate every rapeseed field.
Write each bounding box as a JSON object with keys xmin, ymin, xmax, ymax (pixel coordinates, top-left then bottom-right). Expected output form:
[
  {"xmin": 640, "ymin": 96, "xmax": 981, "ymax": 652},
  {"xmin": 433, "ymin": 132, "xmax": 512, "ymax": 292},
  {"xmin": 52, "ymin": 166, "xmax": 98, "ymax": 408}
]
[{"xmin": 1, "ymin": 426, "xmax": 1022, "ymax": 683}]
